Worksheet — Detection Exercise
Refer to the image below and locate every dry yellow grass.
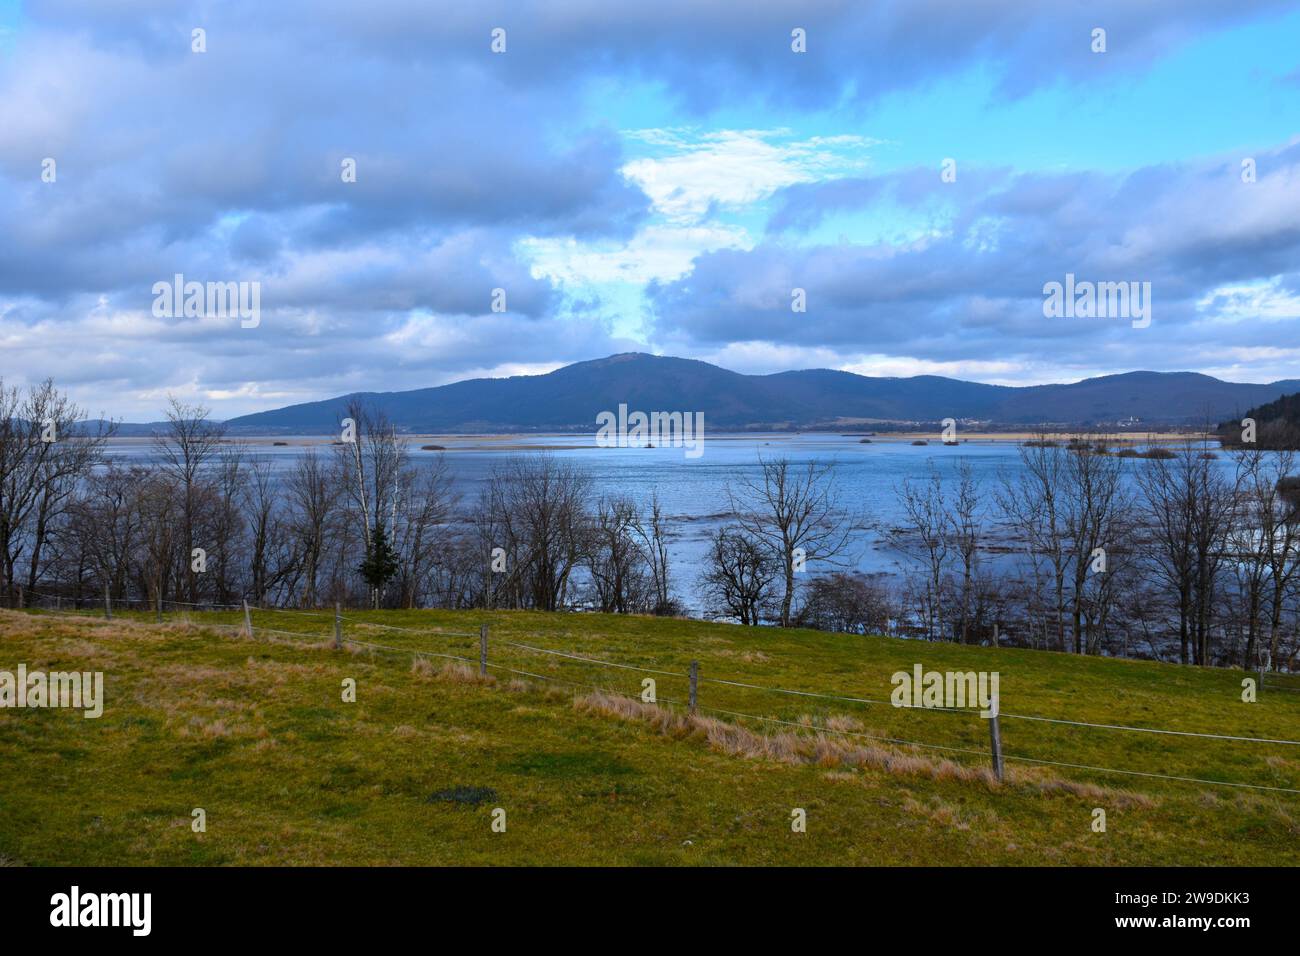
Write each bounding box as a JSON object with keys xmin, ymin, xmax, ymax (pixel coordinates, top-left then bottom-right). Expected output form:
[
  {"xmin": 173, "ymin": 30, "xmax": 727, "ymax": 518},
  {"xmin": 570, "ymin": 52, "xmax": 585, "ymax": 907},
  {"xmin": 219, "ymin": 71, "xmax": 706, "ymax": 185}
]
[{"xmin": 570, "ymin": 689, "xmax": 1167, "ymax": 807}]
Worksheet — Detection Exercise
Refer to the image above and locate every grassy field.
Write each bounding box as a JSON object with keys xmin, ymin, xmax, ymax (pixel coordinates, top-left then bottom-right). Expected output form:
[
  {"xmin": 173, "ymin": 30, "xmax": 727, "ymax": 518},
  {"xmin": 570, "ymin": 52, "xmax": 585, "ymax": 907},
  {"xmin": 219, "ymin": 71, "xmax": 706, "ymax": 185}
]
[{"xmin": 1, "ymin": 604, "xmax": 1298, "ymax": 866}]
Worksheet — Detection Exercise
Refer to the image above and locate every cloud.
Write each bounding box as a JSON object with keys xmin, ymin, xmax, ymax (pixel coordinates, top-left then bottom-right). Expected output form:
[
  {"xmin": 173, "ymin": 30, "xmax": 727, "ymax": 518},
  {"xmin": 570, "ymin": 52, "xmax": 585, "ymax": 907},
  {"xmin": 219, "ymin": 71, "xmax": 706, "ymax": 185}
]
[
  {"xmin": 649, "ymin": 140, "xmax": 1300, "ymax": 377},
  {"xmin": 524, "ymin": 128, "xmax": 875, "ymax": 288},
  {"xmin": 522, "ymin": 223, "xmax": 750, "ymax": 286},
  {"xmin": 213, "ymin": 0, "xmax": 1291, "ymax": 110},
  {"xmin": 623, "ymin": 129, "xmax": 878, "ymax": 223},
  {"xmin": 0, "ymin": 4, "xmax": 657, "ymax": 415},
  {"xmin": 1, "ymin": 0, "xmax": 1297, "ymax": 417}
]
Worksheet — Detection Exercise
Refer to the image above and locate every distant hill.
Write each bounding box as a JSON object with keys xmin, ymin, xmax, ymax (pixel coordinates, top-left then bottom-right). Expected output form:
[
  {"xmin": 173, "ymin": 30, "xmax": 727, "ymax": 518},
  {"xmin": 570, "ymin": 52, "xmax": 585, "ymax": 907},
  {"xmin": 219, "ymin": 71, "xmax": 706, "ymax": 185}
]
[
  {"xmin": 1218, "ymin": 390, "xmax": 1300, "ymax": 449},
  {"xmin": 202, "ymin": 353, "xmax": 1300, "ymax": 434},
  {"xmin": 76, "ymin": 420, "xmax": 170, "ymax": 438}
]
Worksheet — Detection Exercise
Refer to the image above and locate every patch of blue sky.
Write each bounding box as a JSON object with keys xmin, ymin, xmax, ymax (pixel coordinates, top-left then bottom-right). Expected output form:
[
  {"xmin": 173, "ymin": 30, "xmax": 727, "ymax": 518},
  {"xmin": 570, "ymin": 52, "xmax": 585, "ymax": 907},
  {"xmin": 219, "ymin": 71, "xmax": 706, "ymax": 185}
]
[
  {"xmin": 796, "ymin": 198, "xmax": 957, "ymax": 249},
  {"xmin": 0, "ymin": 0, "xmax": 21, "ymax": 56},
  {"xmin": 590, "ymin": 7, "xmax": 1300, "ymax": 181}
]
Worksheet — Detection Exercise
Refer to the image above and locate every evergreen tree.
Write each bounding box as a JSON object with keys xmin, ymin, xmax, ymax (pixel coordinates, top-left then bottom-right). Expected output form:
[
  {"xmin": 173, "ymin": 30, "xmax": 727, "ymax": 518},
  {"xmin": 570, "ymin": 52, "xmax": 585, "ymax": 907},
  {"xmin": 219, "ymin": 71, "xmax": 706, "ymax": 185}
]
[{"xmin": 357, "ymin": 521, "xmax": 400, "ymax": 607}]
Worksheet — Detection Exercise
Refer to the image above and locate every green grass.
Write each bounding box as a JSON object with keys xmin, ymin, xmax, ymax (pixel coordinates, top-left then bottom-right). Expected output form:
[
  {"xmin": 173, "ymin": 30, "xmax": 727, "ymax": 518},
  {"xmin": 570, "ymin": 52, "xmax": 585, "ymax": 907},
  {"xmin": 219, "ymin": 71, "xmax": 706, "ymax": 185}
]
[{"xmin": 1, "ymin": 605, "xmax": 1298, "ymax": 866}]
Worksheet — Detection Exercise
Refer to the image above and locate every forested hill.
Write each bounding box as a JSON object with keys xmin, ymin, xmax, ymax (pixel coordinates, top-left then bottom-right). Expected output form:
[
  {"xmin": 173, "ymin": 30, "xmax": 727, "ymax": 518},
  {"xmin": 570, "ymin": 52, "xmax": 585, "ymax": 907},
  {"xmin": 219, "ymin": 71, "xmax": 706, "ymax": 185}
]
[
  {"xmin": 1220, "ymin": 390, "xmax": 1300, "ymax": 448},
  {"xmin": 199, "ymin": 353, "xmax": 1300, "ymax": 433}
]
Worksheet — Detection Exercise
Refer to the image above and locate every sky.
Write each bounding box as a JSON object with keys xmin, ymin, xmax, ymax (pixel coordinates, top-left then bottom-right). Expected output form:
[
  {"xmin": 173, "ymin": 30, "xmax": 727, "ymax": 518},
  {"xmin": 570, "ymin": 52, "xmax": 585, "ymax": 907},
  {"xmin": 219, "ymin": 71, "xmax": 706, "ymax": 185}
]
[{"xmin": 1, "ymin": 0, "xmax": 1299, "ymax": 420}]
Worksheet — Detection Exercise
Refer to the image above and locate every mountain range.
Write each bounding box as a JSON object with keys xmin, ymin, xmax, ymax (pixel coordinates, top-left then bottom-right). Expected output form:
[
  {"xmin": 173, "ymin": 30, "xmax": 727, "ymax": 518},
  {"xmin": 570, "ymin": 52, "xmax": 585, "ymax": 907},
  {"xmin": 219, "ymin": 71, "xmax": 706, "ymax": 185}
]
[{"xmin": 177, "ymin": 353, "xmax": 1300, "ymax": 435}]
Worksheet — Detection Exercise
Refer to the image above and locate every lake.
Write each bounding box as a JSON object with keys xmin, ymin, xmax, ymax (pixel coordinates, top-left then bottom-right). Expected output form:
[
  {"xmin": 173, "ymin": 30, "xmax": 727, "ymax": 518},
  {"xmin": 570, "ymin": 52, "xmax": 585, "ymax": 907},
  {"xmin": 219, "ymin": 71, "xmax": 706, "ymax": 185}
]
[{"xmin": 102, "ymin": 431, "xmax": 1237, "ymax": 613}]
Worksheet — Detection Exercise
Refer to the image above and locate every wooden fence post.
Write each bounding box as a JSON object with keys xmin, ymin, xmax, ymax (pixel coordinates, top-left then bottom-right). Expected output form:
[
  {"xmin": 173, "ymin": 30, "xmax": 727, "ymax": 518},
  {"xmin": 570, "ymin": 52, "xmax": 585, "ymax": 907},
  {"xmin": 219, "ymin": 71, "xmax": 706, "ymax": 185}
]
[
  {"xmin": 689, "ymin": 660, "xmax": 699, "ymax": 715},
  {"xmin": 155, "ymin": 593, "xmax": 163, "ymax": 624},
  {"xmin": 334, "ymin": 603, "xmax": 342, "ymax": 650},
  {"xmin": 988, "ymin": 714, "xmax": 1005, "ymax": 783},
  {"xmin": 16, "ymin": 586, "xmax": 22, "ymax": 609},
  {"xmin": 103, "ymin": 584, "xmax": 112, "ymax": 621},
  {"xmin": 480, "ymin": 624, "xmax": 489, "ymax": 677},
  {"xmin": 243, "ymin": 600, "xmax": 253, "ymax": 638}
]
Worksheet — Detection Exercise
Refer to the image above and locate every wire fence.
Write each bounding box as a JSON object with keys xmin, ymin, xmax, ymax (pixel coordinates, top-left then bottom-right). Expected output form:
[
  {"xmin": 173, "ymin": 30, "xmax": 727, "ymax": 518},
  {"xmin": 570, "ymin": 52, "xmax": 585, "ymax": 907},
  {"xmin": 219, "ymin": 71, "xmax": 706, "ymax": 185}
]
[
  {"xmin": 9, "ymin": 591, "xmax": 1300, "ymax": 797},
  {"xmin": 483, "ymin": 637, "xmax": 1300, "ymax": 795}
]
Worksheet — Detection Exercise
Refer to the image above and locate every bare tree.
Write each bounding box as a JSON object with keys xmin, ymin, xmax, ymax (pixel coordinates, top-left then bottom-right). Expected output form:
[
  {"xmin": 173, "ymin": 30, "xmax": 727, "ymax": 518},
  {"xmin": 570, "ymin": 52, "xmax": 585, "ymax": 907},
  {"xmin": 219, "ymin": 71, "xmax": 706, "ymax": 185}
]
[
  {"xmin": 0, "ymin": 379, "xmax": 110, "ymax": 605},
  {"xmin": 730, "ymin": 456, "xmax": 851, "ymax": 628},
  {"xmin": 1061, "ymin": 440, "xmax": 1130, "ymax": 654},
  {"xmin": 1228, "ymin": 447, "xmax": 1300, "ymax": 670},
  {"xmin": 997, "ymin": 436, "xmax": 1070, "ymax": 652},
  {"xmin": 335, "ymin": 401, "xmax": 408, "ymax": 606},
  {"xmin": 67, "ymin": 462, "xmax": 145, "ymax": 603},
  {"xmin": 332, "ymin": 400, "xmax": 403, "ymax": 556},
  {"xmin": 631, "ymin": 492, "xmax": 676, "ymax": 615},
  {"xmin": 206, "ymin": 443, "xmax": 248, "ymax": 605},
  {"xmin": 23, "ymin": 400, "xmax": 113, "ymax": 598},
  {"xmin": 153, "ymin": 397, "xmax": 224, "ymax": 605},
  {"xmin": 702, "ymin": 526, "xmax": 777, "ymax": 626},
  {"xmin": 136, "ymin": 472, "xmax": 181, "ymax": 614},
  {"xmin": 794, "ymin": 572, "xmax": 892, "ymax": 634},
  {"xmin": 391, "ymin": 454, "xmax": 457, "ymax": 608},
  {"xmin": 896, "ymin": 464, "xmax": 950, "ymax": 640},
  {"xmin": 586, "ymin": 495, "xmax": 653, "ymax": 613},
  {"xmin": 285, "ymin": 449, "xmax": 340, "ymax": 607},
  {"xmin": 243, "ymin": 454, "xmax": 293, "ymax": 605},
  {"xmin": 1136, "ymin": 436, "xmax": 1232, "ymax": 665},
  {"xmin": 947, "ymin": 459, "xmax": 984, "ymax": 644},
  {"xmin": 477, "ymin": 456, "xmax": 593, "ymax": 611},
  {"xmin": 470, "ymin": 479, "xmax": 517, "ymax": 610}
]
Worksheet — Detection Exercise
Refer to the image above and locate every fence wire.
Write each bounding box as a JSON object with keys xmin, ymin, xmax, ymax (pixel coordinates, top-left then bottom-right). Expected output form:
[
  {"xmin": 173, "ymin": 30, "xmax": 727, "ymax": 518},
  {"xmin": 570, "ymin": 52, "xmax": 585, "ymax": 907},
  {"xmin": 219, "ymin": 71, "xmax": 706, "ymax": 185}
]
[{"xmin": 9, "ymin": 601, "xmax": 1300, "ymax": 797}]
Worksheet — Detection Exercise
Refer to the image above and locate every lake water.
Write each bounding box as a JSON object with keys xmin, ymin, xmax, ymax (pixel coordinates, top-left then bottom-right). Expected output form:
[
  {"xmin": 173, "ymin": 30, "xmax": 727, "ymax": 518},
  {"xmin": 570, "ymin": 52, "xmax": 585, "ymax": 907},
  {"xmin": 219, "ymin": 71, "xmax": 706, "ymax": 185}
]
[{"xmin": 102, "ymin": 432, "xmax": 1234, "ymax": 612}]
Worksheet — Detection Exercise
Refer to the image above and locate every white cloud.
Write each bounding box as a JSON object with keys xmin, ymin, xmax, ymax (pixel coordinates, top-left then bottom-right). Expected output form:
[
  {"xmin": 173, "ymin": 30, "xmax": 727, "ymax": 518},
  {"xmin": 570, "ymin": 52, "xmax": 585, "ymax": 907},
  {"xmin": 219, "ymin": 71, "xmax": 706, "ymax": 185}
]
[
  {"xmin": 520, "ymin": 222, "xmax": 750, "ymax": 285},
  {"xmin": 1195, "ymin": 277, "xmax": 1300, "ymax": 324},
  {"xmin": 621, "ymin": 128, "xmax": 878, "ymax": 224},
  {"xmin": 839, "ymin": 355, "xmax": 1028, "ymax": 382},
  {"xmin": 521, "ymin": 129, "xmax": 878, "ymax": 290},
  {"xmin": 676, "ymin": 341, "xmax": 1036, "ymax": 384}
]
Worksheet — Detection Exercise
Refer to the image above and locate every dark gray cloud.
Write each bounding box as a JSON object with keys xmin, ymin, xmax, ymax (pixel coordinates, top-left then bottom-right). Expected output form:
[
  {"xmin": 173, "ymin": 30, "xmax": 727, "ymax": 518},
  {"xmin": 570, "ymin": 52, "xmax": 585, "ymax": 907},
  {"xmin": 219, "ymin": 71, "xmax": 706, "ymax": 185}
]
[
  {"xmin": 238, "ymin": 0, "xmax": 1292, "ymax": 110},
  {"xmin": 0, "ymin": 0, "xmax": 1295, "ymax": 418},
  {"xmin": 0, "ymin": 2, "xmax": 656, "ymax": 417}
]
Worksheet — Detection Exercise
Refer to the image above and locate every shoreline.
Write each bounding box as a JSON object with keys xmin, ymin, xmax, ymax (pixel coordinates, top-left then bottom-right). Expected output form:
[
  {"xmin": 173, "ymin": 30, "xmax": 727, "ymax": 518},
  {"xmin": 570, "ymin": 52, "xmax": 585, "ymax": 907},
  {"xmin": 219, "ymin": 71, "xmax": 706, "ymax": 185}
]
[{"xmin": 105, "ymin": 429, "xmax": 1201, "ymax": 451}]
